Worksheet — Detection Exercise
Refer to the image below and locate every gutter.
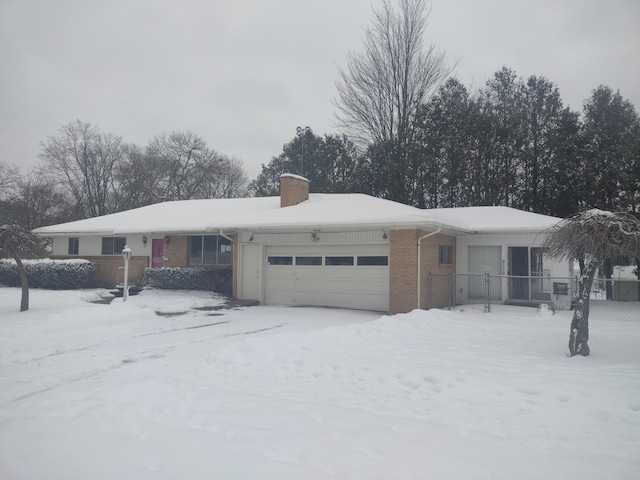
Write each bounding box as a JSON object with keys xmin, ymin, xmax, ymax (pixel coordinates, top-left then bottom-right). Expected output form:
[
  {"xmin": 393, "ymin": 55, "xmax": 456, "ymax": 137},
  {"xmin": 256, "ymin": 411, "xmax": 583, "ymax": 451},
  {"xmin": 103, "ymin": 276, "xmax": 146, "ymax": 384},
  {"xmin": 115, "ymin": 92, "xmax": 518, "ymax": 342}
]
[{"xmin": 417, "ymin": 227, "xmax": 442, "ymax": 310}]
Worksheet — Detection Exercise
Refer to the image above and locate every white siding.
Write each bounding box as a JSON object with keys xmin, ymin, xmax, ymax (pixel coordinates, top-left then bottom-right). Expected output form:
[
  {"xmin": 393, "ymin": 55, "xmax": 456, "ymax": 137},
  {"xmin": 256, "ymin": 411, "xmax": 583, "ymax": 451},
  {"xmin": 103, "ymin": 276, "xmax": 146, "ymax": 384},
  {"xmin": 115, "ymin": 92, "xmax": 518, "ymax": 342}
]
[
  {"xmin": 50, "ymin": 234, "xmax": 152, "ymax": 258},
  {"xmin": 456, "ymin": 232, "xmax": 572, "ymax": 306}
]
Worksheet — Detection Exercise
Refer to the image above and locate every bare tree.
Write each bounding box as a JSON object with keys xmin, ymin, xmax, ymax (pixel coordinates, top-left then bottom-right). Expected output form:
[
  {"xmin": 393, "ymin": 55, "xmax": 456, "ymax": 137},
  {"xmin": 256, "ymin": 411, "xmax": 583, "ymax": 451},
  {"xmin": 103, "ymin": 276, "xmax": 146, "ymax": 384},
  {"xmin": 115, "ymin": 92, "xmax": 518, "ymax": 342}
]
[
  {"xmin": 146, "ymin": 131, "xmax": 219, "ymax": 200},
  {"xmin": 39, "ymin": 120, "xmax": 124, "ymax": 218},
  {"xmin": 206, "ymin": 156, "xmax": 248, "ymax": 198},
  {"xmin": 543, "ymin": 210, "xmax": 640, "ymax": 356},
  {"xmin": 8, "ymin": 172, "xmax": 69, "ymax": 229},
  {"xmin": 334, "ymin": 0, "xmax": 453, "ymax": 147},
  {"xmin": 0, "ymin": 223, "xmax": 46, "ymax": 311},
  {"xmin": 145, "ymin": 132, "xmax": 247, "ymax": 201},
  {"xmin": 0, "ymin": 161, "xmax": 20, "ymax": 198}
]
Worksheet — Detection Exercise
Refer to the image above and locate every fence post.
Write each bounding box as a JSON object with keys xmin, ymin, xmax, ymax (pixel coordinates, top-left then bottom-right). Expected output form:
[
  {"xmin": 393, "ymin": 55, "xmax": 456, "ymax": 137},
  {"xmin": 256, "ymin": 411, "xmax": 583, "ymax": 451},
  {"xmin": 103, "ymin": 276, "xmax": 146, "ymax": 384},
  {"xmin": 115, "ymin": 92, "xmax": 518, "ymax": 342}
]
[{"xmin": 427, "ymin": 272, "xmax": 432, "ymax": 310}]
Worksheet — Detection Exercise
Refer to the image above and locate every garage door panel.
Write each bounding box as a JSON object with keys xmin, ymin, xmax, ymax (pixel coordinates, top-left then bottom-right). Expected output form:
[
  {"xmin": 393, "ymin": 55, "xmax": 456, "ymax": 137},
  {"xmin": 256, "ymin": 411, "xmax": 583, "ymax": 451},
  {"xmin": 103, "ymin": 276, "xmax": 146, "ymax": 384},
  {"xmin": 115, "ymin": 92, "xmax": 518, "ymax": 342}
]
[
  {"xmin": 357, "ymin": 281, "xmax": 388, "ymax": 295},
  {"xmin": 356, "ymin": 266, "xmax": 388, "ymax": 277},
  {"xmin": 294, "ymin": 292, "xmax": 325, "ymax": 305},
  {"xmin": 295, "ymin": 267, "xmax": 324, "ymax": 278},
  {"xmin": 324, "ymin": 268, "xmax": 356, "ymax": 279},
  {"xmin": 325, "ymin": 278, "xmax": 356, "ymax": 292},
  {"xmin": 266, "ymin": 291, "xmax": 295, "ymax": 305},
  {"xmin": 356, "ymin": 294, "xmax": 388, "ymax": 311},
  {"xmin": 295, "ymin": 280, "xmax": 325, "ymax": 293},
  {"xmin": 325, "ymin": 292, "xmax": 357, "ymax": 308}
]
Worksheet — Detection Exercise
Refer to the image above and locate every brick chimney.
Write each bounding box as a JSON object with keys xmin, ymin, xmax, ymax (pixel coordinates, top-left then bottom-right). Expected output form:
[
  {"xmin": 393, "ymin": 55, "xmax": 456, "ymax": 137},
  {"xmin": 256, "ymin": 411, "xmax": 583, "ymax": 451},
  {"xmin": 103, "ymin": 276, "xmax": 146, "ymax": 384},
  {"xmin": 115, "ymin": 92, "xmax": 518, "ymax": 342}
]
[{"xmin": 280, "ymin": 174, "xmax": 309, "ymax": 207}]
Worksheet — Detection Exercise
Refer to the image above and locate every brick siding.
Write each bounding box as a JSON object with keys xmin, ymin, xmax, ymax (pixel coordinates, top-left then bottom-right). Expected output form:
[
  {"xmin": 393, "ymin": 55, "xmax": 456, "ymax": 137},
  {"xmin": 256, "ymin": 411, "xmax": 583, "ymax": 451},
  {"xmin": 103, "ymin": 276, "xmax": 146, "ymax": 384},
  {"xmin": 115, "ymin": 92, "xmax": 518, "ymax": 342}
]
[
  {"xmin": 162, "ymin": 235, "xmax": 188, "ymax": 267},
  {"xmin": 280, "ymin": 175, "xmax": 309, "ymax": 207},
  {"xmin": 50, "ymin": 255, "xmax": 149, "ymax": 288},
  {"xmin": 389, "ymin": 229, "xmax": 456, "ymax": 313}
]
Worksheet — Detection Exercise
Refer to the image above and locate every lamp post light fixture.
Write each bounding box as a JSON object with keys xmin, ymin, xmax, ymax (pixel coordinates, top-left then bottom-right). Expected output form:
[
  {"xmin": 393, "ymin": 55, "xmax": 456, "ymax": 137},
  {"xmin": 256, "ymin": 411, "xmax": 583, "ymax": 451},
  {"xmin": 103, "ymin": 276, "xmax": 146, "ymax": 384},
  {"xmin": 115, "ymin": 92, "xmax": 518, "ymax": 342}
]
[
  {"xmin": 122, "ymin": 245, "xmax": 132, "ymax": 302},
  {"xmin": 296, "ymin": 126, "xmax": 310, "ymax": 175}
]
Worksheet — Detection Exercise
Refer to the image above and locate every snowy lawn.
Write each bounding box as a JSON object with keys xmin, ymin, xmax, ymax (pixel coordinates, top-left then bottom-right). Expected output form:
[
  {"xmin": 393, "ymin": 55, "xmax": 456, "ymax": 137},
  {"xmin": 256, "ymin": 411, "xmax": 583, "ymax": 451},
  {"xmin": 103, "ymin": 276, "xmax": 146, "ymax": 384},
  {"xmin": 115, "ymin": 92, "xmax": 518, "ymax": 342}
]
[{"xmin": 0, "ymin": 287, "xmax": 638, "ymax": 480}]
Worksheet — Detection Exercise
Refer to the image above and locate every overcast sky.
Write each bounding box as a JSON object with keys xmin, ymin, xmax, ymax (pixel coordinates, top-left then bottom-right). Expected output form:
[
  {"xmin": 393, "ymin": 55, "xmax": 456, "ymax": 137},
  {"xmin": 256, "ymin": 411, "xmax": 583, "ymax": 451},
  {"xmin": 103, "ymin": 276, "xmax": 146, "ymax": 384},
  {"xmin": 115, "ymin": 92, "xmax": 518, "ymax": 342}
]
[{"xmin": 1, "ymin": 0, "xmax": 638, "ymax": 180}]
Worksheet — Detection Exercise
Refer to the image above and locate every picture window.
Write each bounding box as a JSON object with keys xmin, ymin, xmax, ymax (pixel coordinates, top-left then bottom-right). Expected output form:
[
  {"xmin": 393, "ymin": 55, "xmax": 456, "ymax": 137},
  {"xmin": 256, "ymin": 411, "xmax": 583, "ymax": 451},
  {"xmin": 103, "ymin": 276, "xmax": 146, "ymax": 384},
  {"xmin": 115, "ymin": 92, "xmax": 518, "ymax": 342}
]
[
  {"xmin": 189, "ymin": 235, "xmax": 232, "ymax": 265},
  {"xmin": 101, "ymin": 237, "xmax": 126, "ymax": 255}
]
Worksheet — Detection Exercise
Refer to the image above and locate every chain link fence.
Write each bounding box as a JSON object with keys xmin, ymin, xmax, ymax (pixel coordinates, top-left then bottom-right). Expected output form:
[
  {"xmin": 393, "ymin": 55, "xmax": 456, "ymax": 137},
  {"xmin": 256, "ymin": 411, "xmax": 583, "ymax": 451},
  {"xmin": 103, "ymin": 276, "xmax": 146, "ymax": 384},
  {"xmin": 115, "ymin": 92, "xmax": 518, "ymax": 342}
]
[{"xmin": 426, "ymin": 272, "xmax": 640, "ymax": 318}]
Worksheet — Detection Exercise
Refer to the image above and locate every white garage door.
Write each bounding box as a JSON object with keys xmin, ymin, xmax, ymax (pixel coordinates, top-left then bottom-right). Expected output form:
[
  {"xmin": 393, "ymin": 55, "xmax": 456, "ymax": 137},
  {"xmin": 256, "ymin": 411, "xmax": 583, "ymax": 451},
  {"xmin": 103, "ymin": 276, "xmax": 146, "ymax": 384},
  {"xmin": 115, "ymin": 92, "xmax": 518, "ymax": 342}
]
[{"xmin": 264, "ymin": 244, "xmax": 389, "ymax": 311}]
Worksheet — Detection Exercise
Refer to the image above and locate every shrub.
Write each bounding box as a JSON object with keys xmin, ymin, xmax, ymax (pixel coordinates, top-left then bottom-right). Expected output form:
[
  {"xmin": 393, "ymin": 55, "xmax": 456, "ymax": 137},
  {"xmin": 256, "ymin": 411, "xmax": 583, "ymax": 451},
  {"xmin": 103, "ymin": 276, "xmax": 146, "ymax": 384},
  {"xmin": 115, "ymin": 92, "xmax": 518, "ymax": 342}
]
[
  {"xmin": 144, "ymin": 267, "xmax": 232, "ymax": 293},
  {"xmin": 0, "ymin": 259, "xmax": 98, "ymax": 289}
]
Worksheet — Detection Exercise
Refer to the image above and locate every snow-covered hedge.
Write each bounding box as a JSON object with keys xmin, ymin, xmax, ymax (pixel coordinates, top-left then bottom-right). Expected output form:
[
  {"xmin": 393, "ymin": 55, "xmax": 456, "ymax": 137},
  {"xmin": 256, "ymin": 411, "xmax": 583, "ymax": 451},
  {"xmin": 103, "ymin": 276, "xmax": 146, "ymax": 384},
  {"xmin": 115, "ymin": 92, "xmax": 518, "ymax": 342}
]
[
  {"xmin": 0, "ymin": 259, "xmax": 98, "ymax": 289},
  {"xmin": 144, "ymin": 267, "xmax": 232, "ymax": 292}
]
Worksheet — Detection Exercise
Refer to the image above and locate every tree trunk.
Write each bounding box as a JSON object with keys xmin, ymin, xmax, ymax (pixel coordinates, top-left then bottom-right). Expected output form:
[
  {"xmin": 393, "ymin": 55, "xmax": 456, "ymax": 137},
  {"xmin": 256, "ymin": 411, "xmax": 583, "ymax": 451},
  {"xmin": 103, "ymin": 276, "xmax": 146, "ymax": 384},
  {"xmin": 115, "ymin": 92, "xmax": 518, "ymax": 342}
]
[
  {"xmin": 569, "ymin": 258, "xmax": 598, "ymax": 356},
  {"xmin": 603, "ymin": 257, "xmax": 613, "ymax": 300},
  {"xmin": 636, "ymin": 257, "xmax": 640, "ymax": 300},
  {"xmin": 14, "ymin": 256, "xmax": 29, "ymax": 312}
]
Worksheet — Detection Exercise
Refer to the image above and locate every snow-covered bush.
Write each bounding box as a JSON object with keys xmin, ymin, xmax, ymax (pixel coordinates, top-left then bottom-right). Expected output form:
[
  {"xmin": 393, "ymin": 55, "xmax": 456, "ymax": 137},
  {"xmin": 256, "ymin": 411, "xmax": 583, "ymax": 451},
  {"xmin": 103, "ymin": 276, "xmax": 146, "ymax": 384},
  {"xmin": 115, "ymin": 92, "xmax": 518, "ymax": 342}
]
[
  {"xmin": 0, "ymin": 259, "xmax": 97, "ymax": 289},
  {"xmin": 144, "ymin": 267, "xmax": 232, "ymax": 292}
]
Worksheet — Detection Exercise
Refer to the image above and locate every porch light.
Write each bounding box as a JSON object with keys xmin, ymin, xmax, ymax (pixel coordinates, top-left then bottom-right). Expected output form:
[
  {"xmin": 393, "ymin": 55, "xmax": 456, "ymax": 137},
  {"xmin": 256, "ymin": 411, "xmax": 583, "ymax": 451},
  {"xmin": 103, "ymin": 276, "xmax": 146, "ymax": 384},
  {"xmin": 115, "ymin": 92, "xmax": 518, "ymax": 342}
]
[
  {"xmin": 142, "ymin": 235, "xmax": 147, "ymax": 246},
  {"xmin": 122, "ymin": 245, "xmax": 132, "ymax": 302}
]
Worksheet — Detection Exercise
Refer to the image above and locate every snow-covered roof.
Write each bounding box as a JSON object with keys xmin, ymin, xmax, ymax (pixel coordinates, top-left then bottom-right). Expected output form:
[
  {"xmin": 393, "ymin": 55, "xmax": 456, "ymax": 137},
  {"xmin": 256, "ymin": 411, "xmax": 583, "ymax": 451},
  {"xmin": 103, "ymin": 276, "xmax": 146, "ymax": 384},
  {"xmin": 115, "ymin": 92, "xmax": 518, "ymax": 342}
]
[
  {"xmin": 33, "ymin": 197, "xmax": 279, "ymax": 236},
  {"xmin": 32, "ymin": 195, "xmax": 561, "ymax": 236},
  {"xmin": 214, "ymin": 194, "xmax": 433, "ymax": 231},
  {"xmin": 426, "ymin": 206, "xmax": 561, "ymax": 233}
]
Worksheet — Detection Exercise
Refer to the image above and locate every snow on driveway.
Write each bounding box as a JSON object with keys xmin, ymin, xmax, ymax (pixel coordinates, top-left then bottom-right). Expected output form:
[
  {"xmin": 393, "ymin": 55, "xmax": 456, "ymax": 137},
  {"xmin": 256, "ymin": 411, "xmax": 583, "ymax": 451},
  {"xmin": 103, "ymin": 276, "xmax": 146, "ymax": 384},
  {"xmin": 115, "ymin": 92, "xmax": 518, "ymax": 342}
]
[{"xmin": 0, "ymin": 287, "xmax": 638, "ymax": 479}]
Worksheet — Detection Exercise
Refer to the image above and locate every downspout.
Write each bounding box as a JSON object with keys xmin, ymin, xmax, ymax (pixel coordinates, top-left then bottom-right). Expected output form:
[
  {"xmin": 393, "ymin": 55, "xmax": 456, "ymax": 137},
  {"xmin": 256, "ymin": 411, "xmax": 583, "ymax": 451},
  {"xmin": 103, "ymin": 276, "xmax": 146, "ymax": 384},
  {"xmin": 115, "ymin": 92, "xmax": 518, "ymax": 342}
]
[{"xmin": 417, "ymin": 227, "xmax": 442, "ymax": 310}]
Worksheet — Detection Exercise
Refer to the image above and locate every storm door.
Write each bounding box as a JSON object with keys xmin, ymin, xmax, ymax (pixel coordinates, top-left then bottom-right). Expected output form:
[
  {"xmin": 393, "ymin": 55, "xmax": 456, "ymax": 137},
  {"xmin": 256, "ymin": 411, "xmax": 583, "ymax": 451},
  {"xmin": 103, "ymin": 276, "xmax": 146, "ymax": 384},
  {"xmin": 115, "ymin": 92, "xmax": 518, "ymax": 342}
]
[{"xmin": 152, "ymin": 239, "xmax": 165, "ymax": 268}]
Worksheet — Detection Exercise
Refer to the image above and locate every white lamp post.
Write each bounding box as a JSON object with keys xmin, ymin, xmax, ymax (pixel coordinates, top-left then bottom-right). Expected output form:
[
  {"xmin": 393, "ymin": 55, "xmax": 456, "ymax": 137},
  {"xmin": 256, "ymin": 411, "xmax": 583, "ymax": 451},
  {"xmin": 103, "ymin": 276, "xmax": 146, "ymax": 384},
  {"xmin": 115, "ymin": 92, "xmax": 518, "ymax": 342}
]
[{"xmin": 122, "ymin": 245, "xmax": 132, "ymax": 302}]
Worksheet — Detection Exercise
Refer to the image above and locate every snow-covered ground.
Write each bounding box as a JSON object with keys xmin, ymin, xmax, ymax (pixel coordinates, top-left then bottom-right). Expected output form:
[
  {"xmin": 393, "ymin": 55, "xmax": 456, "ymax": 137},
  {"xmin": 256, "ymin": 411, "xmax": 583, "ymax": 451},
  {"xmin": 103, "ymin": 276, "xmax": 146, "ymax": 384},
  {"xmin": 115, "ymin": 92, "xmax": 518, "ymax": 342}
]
[{"xmin": 1, "ymin": 287, "xmax": 638, "ymax": 480}]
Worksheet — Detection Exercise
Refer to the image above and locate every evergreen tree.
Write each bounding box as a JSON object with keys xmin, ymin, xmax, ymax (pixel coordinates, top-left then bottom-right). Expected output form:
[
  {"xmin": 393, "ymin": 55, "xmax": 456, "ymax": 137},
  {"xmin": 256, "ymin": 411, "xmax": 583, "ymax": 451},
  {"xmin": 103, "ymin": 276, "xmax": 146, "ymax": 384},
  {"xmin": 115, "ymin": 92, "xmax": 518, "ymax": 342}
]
[
  {"xmin": 249, "ymin": 131, "xmax": 359, "ymax": 196},
  {"xmin": 579, "ymin": 86, "xmax": 640, "ymax": 212}
]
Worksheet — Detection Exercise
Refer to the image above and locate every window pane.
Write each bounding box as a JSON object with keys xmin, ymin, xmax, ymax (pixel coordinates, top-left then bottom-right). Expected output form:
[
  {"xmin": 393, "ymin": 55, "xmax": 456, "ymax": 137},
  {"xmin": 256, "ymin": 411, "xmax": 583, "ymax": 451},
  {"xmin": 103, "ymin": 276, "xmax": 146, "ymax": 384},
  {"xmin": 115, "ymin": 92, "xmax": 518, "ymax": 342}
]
[
  {"xmin": 357, "ymin": 256, "xmax": 388, "ymax": 266},
  {"xmin": 218, "ymin": 236, "xmax": 232, "ymax": 265},
  {"xmin": 268, "ymin": 256, "xmax": 293, "ymax": 265},
  {"xmin": 296, "ymin": 256, "xmax": 322, "ymax": 266},
  {"xmin": 203, "ymin": 236, "xmax": 217, "ymax": 264},
  {"xmin": 325, "ymin": 256, "xmax": 354, "ymax": 266},
  {"xmin": 439, "ymin": 245, "xmax": 453, "ymax": 264},
  {"xmin": 68, "ymin": 237, "xmax": 79, "ymax": 255},
  {"xmin": 114, "ymin": 237, "xmax": 126, "ymax": 254},
  {"xmin": 189, "ymin": 236, "xmax": 203, "ymax": 264},
  {"xmin": 101, "ymin": 237, "xmax": 114, "ymax": 255}
]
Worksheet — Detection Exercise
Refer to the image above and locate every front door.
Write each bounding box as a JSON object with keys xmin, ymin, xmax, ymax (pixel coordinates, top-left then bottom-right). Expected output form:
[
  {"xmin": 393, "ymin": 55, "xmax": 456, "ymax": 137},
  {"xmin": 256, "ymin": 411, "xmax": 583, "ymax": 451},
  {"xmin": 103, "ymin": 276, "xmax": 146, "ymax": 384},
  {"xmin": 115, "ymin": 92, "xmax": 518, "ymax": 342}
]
[{"xmin": 152, "ymin": 239, "xmax": 165, "ymax": 268}]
